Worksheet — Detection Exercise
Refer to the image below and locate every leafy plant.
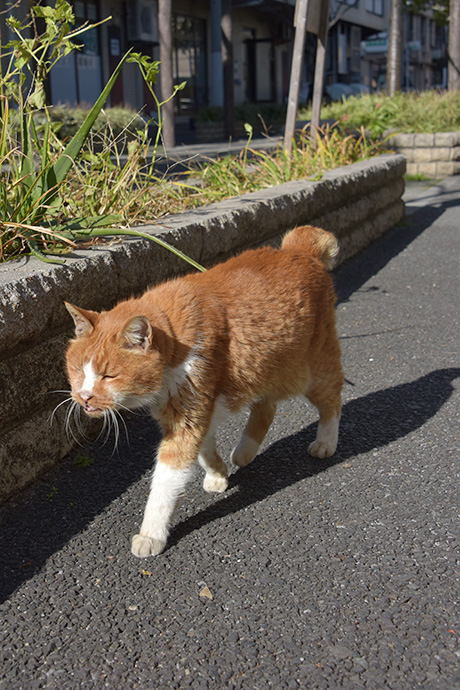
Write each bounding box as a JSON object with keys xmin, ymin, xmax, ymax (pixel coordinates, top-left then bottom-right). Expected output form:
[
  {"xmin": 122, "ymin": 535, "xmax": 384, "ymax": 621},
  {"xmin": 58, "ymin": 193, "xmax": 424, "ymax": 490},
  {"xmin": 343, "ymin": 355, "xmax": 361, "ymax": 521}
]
[
  {"xmin": 299, "ymin": 90, "xmax": 460, "ymax": 137},
  {"xmin": 192, "ymin": 122, "xmax": 384, "ymax": 195},
  {"xmin": 0, "ymin": 1, "xmax": 204, "ymax": 271}
]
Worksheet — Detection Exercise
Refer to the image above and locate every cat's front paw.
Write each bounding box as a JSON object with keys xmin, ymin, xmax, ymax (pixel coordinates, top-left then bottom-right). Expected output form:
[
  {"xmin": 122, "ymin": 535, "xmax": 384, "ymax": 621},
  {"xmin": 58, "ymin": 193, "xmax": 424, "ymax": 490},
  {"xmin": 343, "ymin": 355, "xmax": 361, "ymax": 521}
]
[
  {"xmin": 131, "ymin": 534, "xmax": 166, "ymax": 558},
  {"xmin": 308, "ymin": 440, "xmax": 336, "ymax": 459},
  {"xmin": 203, "ymin": 473, "xmax": 228, "ymax": 493}
]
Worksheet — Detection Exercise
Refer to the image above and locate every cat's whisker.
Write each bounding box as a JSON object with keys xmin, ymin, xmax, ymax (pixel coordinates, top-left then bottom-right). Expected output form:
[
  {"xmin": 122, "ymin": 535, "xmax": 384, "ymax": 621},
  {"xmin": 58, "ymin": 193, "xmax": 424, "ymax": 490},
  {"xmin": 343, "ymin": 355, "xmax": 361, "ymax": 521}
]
[
  {"xmin": 73, "ymin": 402, "xmax": 92, "ymax": 446},
  {"xmin": 63, "ymin": 400, "xmax": 83, "ymax": 446},
  {"xmin": 107, "ymin": 408, "xmax": 121, "ymax": 456},
  {"xmin": 113, "ymin": 407, "xmax": 130, "ymax": 447},
  {"xmin": 95, "ymin": 410, "xmax": 109, "ymax": 445},
  {"xmin": 114, "ymin": 401, "xmax": 147, "ymax": 417},
  {"xmin": 49, "ymin": 396, "xmax": 73, "ymax": 427}
]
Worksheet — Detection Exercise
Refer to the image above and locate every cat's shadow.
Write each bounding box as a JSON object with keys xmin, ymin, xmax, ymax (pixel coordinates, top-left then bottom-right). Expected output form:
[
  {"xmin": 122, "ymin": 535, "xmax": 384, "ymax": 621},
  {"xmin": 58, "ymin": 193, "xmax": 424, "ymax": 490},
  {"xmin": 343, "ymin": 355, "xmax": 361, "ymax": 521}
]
[
  {"xmin": 0, "ymin": 368, "xmax": 458, "ymax": 602},
  {"xmin": 168, "ymin": 366, "xmax": 460, "ymax": 548}
]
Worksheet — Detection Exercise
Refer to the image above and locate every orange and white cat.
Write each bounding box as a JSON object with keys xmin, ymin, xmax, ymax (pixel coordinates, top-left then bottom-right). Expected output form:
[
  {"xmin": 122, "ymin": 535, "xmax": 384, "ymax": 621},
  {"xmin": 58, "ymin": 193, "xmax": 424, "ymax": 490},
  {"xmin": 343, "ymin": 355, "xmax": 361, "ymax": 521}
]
[{"xmin": 65, "ymin": 225, "xmax": 343, "ymax": 558}]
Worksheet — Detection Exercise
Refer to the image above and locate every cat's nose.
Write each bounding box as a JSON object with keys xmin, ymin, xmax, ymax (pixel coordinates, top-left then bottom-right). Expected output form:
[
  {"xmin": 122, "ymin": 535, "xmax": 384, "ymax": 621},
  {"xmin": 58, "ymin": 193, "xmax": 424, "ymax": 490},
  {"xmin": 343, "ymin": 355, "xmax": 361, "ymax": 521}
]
[{"xmin": 80, "ymin": 391, "xmax": 92, "ymax": 402}]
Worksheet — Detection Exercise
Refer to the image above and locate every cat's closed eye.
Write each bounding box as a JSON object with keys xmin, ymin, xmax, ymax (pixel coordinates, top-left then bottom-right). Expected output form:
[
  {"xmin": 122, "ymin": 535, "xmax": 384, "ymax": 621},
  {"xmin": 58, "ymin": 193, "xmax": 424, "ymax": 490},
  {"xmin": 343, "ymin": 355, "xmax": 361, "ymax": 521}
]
[{"xmin": 102, "ymin": 374, "xmax": 118, "ymax": 380}]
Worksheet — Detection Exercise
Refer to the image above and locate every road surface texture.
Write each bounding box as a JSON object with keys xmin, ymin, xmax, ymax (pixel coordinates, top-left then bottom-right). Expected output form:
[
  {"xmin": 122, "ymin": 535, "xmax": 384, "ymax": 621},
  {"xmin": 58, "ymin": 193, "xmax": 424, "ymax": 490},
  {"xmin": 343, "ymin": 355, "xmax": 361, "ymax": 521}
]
[{"xmin": 1, "ymin": 177, "xmax": 459, "ymax": 689}]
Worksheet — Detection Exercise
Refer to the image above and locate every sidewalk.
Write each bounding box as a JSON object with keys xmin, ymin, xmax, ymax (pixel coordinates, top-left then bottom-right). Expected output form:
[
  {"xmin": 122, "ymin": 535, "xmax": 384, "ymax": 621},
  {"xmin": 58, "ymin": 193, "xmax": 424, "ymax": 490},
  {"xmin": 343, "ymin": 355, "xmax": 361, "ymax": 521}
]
[
  {"xmin": 0, "ymin": 177, "xmax": 459, "ymax": 689},
  {"xmin": 148, "ymin": 134, "xmax": 281, "ymax": 176}
]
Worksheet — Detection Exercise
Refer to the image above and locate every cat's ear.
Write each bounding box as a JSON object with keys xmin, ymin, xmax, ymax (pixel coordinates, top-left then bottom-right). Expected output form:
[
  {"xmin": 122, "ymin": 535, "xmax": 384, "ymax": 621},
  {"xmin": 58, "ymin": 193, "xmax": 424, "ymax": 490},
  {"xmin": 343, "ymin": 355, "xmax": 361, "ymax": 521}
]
[
  {"xmin": 121, "ymin": 316, "xmax": 152, "ymax": 352},
  {"xmin": 65, "ymin": 302, "xmax": 98, "ymax": 338}
]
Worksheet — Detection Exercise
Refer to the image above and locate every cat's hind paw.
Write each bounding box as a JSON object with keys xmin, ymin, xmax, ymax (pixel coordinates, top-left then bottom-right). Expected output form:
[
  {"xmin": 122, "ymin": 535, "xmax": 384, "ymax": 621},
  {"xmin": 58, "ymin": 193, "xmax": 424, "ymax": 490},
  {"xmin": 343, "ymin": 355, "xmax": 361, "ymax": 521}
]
[
  {"xmin": 231, "ymin": 435, "xmax": 260, "ymax": 468},
  {"xmin": 131, "ymin": 534, "xmax": 166, "ymax": 558}
]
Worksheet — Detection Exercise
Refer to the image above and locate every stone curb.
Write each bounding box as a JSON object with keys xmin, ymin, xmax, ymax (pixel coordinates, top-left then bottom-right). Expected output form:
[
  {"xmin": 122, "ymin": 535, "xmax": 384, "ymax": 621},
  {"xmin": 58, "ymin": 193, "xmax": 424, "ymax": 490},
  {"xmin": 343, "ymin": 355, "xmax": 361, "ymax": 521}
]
[
  {"xmin": 0, "ymin": 153, "xmax": 406, "ymax": 502},
  {"xmin": 386, "ymin": 131, "xmax": 460, "ymax": 177}
]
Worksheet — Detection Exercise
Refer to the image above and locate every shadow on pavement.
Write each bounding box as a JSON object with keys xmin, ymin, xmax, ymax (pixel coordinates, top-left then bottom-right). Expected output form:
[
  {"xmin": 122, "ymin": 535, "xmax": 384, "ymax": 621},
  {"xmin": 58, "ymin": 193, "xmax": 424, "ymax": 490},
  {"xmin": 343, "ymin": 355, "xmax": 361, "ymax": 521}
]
[
  {"xmin": 164, "ymin": 367, "xmax": 460, "ymax": 550},
  {"xmin": 1, "ymin": 181, "xmax": 459, "ymax": 601},
  {"xmin": 334, "ymin": 197, "xmax": 459, "ymax": 304},
  {"xmin": 0, "ymin": 413, "xmax": 160, "ymax": 602},
  {"xmin": 1, "ymin": 367, "xmax": 458, "ymax": 601}
]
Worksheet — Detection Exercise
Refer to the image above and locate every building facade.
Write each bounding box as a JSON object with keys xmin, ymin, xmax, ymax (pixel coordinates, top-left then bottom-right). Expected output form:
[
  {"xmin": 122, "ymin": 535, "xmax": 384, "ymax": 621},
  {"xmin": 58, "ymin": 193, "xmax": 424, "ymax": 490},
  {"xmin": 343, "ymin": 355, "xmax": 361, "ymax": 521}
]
[{"xmin": 0, "ymin": 1, "xmax": 449, "ymax": 122}]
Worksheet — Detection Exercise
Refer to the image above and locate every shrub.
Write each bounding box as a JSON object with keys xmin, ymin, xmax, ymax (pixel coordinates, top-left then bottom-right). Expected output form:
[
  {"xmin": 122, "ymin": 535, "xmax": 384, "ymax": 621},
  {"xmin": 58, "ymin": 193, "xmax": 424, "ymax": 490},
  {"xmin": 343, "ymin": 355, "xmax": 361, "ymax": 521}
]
[{"xmin": 298, "ymin": 90, "xmax": 460, "ymax": 137}]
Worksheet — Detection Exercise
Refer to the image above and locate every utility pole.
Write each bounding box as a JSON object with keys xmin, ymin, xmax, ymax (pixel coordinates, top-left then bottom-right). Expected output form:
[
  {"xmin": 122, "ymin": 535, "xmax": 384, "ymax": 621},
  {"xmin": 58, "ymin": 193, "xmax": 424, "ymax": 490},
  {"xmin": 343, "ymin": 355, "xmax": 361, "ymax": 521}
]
[{"xmin": 158, "ymin": 0, "xmax": 175, "ymax": 148}]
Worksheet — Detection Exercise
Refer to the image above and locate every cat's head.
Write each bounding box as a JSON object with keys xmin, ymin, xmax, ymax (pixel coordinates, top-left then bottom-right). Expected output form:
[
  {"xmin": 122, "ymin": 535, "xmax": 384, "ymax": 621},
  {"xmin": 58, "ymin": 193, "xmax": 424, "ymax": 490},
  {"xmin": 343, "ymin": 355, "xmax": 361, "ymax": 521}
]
[{"xmin": 65, "ymin": 302, "xmax": 168, "ymax": 418}]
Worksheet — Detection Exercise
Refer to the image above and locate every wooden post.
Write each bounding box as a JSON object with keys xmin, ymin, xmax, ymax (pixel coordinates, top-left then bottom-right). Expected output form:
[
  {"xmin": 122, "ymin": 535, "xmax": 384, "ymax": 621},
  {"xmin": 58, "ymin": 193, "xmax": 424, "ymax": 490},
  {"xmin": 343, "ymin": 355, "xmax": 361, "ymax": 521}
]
[
  {"xmin": 284, "ymin": 0, "xmax": 309, "ymax": 154},
  {"xmin": 386, "ymin": 0, "xmax": 402, "ymax": 96},
  {"xmin": 221, "ymin": 0, "xmax": 234, "ymax": 139},
  {"xmin": 448, "ymin": 0, "xmax": 460, "ymax": 91},
  {"xmin": 158, "ymin": 0, "xmax": 175, "ymax": 148},
  {"xmin": 310, "ymin": 0, "xmax": 330, "ymax": 138}
]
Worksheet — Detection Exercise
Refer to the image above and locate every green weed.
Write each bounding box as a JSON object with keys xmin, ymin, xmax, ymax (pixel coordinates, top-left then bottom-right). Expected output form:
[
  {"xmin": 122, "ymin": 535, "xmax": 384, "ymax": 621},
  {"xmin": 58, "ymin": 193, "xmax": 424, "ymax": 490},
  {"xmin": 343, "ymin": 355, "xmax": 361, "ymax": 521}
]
[
  {"xmin": 46, "ymin": 486, "xmax": 58, "ymax": 500},
  {"xmin": 72, "ymin": 453, "xmax": 94, "ymax": 468}
]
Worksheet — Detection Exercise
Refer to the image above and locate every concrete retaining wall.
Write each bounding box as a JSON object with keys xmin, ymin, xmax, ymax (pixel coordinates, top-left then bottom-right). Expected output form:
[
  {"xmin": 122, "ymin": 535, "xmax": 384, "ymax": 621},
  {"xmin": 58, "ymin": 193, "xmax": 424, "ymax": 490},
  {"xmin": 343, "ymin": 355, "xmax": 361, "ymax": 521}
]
[
  {"xmin": 0, "ymin": 153, "xmax": 406, "ymax": 503},
  {"xmin": 387, "ymin": 132, "xmax": 460, "ymax": 178}
]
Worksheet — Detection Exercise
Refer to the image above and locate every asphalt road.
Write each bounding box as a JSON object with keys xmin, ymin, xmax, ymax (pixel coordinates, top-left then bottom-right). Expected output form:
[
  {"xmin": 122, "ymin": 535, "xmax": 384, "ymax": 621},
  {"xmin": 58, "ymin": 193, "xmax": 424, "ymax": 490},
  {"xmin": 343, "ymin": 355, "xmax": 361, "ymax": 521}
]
[{"xmin": 0, "ymin": 177, "xmax": 459, "ymax": 689}]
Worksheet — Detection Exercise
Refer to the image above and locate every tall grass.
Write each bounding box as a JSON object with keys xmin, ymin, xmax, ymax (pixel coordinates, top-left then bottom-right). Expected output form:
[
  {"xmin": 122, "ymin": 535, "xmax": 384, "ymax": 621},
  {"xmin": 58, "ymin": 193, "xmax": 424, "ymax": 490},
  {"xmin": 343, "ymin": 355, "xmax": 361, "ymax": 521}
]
[
  {"xmin": 1, "ymin": 2, "xmax": 412, "ymax": 266},
  {"xmin": 0, "ymin": 0, "xmax": 203, "ymax": 270},
  {"xmin": 299, "ymin": 90, "xmax": 460, "ymax": 137},
  {"xmin": 189, "ymin": 122, "xmax": 384, "ymax": 201}
]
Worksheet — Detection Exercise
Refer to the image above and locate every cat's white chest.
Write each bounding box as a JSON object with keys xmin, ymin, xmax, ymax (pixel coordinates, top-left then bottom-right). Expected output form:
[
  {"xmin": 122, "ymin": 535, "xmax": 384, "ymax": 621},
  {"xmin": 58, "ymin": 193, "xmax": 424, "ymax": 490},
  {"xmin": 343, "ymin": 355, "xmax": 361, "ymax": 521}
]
[{"xmin": 149, "ymin": 350, "xmax": 198, "ymax": 418}]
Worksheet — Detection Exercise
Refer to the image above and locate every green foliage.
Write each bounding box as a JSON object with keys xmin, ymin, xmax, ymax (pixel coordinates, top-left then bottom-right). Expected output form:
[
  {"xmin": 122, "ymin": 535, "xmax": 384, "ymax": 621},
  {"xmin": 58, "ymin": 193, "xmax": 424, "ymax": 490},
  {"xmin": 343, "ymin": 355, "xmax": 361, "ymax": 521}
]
[
  {"xmin": 73, "ymin": 453, "xmax": 94, "ymax": 468},
  {"xmin": 127, "ymin": 52, "xmax": 186, "ymax": 166},
  {"xmin": 46, "ymin": 486, "xmax": 58, "ymax": 500},
  {"xmin": 0, "ymin": 2, "xmax": 130, "ymax": 261},
  {"xmin": 30, "ymin": 106, "xmax": 147, "ymax": 144},
  {"xmin": 404, "ymin": 0, "xmax": 449, "ymax": 26},
  {"xmin": 190, "ymin": 122, "xmax": 384, "ymax": 200},
  {"xmin": 0, "ymin": 1, "xmax": 203, "ymax": 271},
  {"xmin": 196, "ymin": 103, "xmax": 286, "ymax": 135},
  {"xmin": 299, "ymin": 90, "xmax": 460, "ymax": 138}
]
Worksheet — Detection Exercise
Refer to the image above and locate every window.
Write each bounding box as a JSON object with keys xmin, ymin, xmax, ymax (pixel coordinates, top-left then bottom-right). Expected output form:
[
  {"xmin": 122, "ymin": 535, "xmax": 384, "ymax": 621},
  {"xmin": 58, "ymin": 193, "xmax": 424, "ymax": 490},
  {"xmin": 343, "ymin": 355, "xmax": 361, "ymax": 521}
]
[
  {"xmin": 172, "ymin": 16, "xmax": 208, "ymax": 112},
  {"xmin": 74, "ymin": 1, "xmax": 99, "ymax": 55},
  {"xmin": 365, "ymin": 0, "xmax": 384, "ymax": 15}
]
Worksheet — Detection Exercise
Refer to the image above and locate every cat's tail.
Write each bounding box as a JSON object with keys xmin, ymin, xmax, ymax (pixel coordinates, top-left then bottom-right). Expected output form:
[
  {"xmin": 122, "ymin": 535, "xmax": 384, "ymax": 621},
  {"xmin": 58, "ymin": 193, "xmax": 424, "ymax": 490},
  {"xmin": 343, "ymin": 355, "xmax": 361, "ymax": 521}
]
[{"xmin": 281, "ymin": 225, "xmax": 339, "ymax": 270}]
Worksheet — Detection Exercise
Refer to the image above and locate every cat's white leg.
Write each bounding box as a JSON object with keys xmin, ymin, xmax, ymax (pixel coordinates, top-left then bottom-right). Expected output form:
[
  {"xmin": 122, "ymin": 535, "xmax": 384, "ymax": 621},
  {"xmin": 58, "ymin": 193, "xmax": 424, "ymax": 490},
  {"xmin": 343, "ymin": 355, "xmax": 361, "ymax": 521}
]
[
  {"xmin": 230, "ymin": 434, "xmax": 261, "ymax": 468},
  {"xmin": 305, "ymin": 368, "xmax": 342, "ymax": 459},
  {"xmin": 231, "ymin": 398, "xmax": 277, "ymax": 468},
  {"xmin": 197, "ymin": 403, "xmax": 229, "ymax": 493},
  {"xmin": 308, "ymin": 413, "xmax": 340, "ymax": 459},
  {"xmin": 131, "ymin": 461, "xmax": 193, "ymax": 558},
  {"xmin": 198, "ymin": 442, "xmax": 228, "ymax": 493}
]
